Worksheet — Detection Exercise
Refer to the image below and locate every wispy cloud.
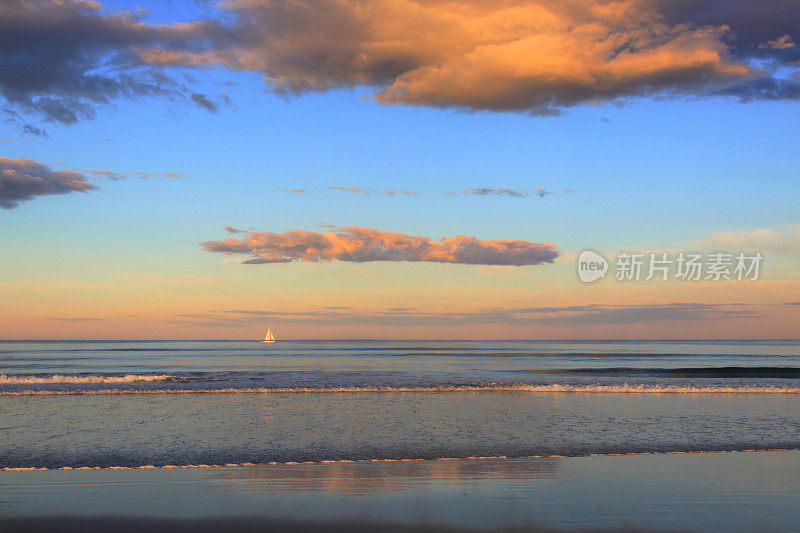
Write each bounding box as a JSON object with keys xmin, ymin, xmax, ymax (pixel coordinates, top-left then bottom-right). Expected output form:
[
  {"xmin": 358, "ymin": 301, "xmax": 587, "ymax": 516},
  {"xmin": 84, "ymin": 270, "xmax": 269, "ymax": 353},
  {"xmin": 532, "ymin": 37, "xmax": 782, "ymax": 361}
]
[
  {"xmin": 385, "ymin": 190, "xmax": 420, "ymax": 196},
  {"xmin": 48, "ymin": 317, "xmax": 107, "ymax": 322},
  {"xmin": 278, "ymin": 188, "xmax": 308, "ymax": 194},
  {"xmin": 759, "ymin": 35, "xmax": 796, "ymax": 50},
  {"xmin": 86, "ymin": 169, "xmax": 183, "ymax": 181},
  {"xmin": 328, "ymin": 187, "xmax": 419, "ymax": 196},
  {"xmin": 201, "ymin": 226, "xmax": 560, "ymax": 266},
  {"xmin": 462, "ymin": 187, "xmax": 556, "ymax": 198},
  {"xmin": 22, "ymin": 124, "xmax": 48, "ymax": 137},
  {"xmin": 464, "ymin": 188, "xmax": 527, "ymax": 198}
]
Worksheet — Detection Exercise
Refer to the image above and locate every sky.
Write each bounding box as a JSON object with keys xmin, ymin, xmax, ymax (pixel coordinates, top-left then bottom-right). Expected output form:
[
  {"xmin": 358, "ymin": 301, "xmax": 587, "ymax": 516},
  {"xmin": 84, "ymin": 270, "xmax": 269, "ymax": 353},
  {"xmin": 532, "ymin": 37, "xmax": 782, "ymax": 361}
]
[{"xmin": 1, "ymin": 0, "xmax": 799, "ymax": 340}]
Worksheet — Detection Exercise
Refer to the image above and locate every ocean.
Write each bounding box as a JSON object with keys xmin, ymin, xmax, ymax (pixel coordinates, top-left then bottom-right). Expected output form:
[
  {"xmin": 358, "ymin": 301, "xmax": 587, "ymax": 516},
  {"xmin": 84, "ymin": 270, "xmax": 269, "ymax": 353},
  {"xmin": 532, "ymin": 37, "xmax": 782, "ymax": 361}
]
[{"xmin": 1, "ymin": 340, "xmax": 799, "ymax": 469}]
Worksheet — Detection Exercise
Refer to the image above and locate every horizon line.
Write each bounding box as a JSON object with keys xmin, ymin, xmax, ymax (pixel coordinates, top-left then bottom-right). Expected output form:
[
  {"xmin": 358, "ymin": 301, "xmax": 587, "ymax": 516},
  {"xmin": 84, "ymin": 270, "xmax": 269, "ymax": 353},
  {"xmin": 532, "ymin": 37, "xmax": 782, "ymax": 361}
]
[{"xmin": 1, "ymin": 338, "xmax": 799, "ymax": 343}]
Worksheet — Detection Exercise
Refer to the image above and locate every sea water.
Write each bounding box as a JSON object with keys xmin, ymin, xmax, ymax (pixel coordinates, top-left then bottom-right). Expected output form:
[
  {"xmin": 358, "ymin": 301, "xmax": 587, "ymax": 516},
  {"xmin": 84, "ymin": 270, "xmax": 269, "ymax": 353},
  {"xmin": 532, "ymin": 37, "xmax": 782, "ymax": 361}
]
[{"xmin": 1, "ymin": 340, "xmax": 798, "ymax": 468}]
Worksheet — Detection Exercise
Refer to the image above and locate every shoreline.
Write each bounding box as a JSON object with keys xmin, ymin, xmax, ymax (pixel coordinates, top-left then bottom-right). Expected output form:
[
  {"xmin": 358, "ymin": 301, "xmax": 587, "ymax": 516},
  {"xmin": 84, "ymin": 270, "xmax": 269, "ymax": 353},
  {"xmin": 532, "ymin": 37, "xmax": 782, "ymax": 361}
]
[{"xmin": 2, "ymin": 446, "xmax": 798, "ymax": 472}]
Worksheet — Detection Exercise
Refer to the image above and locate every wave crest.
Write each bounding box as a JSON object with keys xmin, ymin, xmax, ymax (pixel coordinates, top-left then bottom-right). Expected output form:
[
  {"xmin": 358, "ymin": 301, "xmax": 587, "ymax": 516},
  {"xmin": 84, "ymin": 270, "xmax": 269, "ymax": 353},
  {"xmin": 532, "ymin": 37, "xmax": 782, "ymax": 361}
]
[
  {"xmin": 2, "ymin": 383, "xmax": 800, "ymax": 395},
  {"xmin": 0, "ymin": 374, "xmax": 176, "ymax": 384}
]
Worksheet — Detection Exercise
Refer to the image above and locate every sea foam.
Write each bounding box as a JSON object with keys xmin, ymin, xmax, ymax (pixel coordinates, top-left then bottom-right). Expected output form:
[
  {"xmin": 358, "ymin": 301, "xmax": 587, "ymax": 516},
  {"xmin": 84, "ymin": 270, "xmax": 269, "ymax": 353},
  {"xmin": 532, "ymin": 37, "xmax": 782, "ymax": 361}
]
[
  {"xmin": 1, "ymin": 383, "xmax": 799, "ymax": 395},
  {"xmin": 0, "ymin": 374, "xmax": 175, "ymax": 384}
]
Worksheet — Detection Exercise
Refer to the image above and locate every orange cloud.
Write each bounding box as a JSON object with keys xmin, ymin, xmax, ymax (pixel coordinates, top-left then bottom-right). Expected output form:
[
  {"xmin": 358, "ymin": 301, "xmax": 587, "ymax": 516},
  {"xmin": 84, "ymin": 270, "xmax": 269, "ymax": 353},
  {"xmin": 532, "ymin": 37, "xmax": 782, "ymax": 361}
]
[
  {"xmin": 6, "ymin": 0, "xmax": 800, "ymax": 124},
  {"xmin": 146, "ymin": 0, "xmax": 750, "ymax": 114},
  {"xmin": 201, "ymin": 226, "xmax": 560, "ymax": 265}
]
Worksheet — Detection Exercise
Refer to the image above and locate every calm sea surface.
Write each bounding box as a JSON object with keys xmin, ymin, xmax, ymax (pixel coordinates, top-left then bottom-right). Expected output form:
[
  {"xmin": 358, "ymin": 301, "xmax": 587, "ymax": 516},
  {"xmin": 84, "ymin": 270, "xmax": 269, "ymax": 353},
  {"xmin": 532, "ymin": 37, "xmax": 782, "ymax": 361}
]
[{"xmin": 1, "ymin": 340, "xmax": 799, "ymax": 468}]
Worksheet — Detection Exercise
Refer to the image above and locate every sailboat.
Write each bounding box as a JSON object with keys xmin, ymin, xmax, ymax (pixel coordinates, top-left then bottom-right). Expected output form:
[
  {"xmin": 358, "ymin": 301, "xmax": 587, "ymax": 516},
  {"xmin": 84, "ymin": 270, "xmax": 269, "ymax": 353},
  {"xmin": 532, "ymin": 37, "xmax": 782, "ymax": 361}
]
[{"xmin": 262, "ymin": 323, "xmax": 276, "ymax": 343}]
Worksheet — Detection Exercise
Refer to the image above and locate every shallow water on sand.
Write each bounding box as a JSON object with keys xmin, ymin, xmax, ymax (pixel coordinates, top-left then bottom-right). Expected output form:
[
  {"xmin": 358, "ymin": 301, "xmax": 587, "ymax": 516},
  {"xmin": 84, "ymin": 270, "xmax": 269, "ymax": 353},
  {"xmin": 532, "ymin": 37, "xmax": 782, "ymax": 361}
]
[
  {"xmin": 2, "ymin": 391, "xmax": 799, "ymax": 468},
  {"xmin": 1, "ymin": 452, "xmax": 799, "ymax": 532},
  {"xmin": 1, "ymin": 340, "xmax": 799, "ymax": 468}
]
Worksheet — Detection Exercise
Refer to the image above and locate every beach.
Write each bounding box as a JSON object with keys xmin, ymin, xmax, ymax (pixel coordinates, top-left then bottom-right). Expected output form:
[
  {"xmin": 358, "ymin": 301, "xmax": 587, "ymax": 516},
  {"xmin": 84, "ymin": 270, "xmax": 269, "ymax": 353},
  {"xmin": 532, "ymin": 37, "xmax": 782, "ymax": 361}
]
[{"xmin": 1, "ymin": 340, "xmax": 799, "ymax": 531}]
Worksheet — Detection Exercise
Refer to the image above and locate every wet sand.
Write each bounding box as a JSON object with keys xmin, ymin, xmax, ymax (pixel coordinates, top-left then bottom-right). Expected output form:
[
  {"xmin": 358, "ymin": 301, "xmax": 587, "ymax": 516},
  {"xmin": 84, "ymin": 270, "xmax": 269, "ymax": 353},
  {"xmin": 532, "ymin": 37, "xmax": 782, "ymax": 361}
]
[{"xmin": 2, "ymin": 450, "xmax": 799, "ymax": 532}]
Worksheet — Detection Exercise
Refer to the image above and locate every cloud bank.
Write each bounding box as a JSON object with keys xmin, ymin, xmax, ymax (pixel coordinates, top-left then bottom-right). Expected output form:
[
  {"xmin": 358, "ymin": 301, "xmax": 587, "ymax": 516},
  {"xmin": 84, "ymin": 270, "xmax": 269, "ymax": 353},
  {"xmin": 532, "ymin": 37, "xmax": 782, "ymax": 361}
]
[
  {"xmin": 174, "ymin": 302, "xmax": 756, "ymax": 328},
  {"xmin": 696, "ymin": 224, "xmax": 800, "ymax": 258},
  {"xmin": 0, "ymin": 156, "xmax": 97, "ymax": 208},
  {"xmin": 202, "ymin": 226, "xmax": 560, "ymax": 265},
  {"xmin": 4, "ymin": 0, "xmax": 800, "ymax": 123}
]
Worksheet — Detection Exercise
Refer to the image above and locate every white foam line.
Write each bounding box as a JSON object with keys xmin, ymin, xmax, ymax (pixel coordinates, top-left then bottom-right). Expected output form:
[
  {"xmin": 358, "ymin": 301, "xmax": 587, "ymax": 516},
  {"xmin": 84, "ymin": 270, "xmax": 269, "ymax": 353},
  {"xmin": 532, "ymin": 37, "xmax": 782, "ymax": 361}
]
[
  {"xmin": 2, "ymin": 384, "xmax": 800, "ymax": 396},
  {"xmin": 0, "ymin": 374, "xmax": 175, "ymax": 384},
  {"xmin": 2, "ymin": 448, "xmax": 797, "ymax": 472}
]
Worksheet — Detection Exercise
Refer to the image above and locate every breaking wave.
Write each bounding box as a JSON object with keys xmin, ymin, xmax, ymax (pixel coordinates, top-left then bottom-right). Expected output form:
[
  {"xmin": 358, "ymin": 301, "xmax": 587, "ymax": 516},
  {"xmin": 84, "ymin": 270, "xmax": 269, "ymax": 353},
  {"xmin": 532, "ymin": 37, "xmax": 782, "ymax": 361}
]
[
  {"xmin": 2, "ymin": 383, "xmax": 800, "ymax": 396},
  {"xmin": 527, "ymin": 367, "xmax": 800, "ymax": 378},
  {"xmin": 0, "ymin": 374, "xmax": 177, "ymax": 384}
]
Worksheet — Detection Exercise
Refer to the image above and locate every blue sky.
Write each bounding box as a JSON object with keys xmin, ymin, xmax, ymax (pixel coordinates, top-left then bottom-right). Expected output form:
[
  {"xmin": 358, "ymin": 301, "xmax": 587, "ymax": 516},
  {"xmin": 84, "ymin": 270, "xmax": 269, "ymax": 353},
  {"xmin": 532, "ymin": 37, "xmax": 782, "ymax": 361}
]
[
  {"xmin": 1, "ymin": 0, "xmax": 799, "ymax": 338},
  {"xmin": 5, "ymin": 87, "xmax": 797, "ymax": 250}
]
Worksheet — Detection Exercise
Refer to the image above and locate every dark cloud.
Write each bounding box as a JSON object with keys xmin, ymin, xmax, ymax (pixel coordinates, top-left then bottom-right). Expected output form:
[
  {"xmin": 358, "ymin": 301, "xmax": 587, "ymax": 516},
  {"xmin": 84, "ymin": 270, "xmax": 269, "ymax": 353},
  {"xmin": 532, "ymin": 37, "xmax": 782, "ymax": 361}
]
[
  {"xmin": 22, "ymin": 124, "xmax": 48, "ymax": 137},
  {"xmin": 0, "ymin": 156, "xmax": 183, "ymax": 208},
  {"xmin": 0, "ymin": 156, "xmax": 97, "ymax": 208},
  {"xmin": 658, "ymin": 0, "xmax": 800, "ymax": 63},
  {"xmin": 190, "ymin": 92, "xmax": 218, "ymax": 112},
  {"xmin": 465, "ymin": 188, "xmax": 528, "ymax": 198},
  {"xmin": 715, "ymin": 77, "xmax": 800, "ymax": 102},
  {"xmin": 201, "ymin": 226, "xmax": 560, "ymax": 266},
  {"xmin": 0, "ymin": 0, "xmax": 229, "ymax": 125},
  {"xmin": 464, "ymin": 187, "xmax": 554, "ymax": 198}
]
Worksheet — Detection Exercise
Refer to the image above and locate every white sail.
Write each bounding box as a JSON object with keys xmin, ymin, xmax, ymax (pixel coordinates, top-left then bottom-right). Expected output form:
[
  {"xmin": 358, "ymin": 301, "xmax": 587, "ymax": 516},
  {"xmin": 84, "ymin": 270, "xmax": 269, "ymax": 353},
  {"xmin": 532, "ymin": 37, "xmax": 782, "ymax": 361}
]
[{"xmin": 263, "ymin": 324, "xmax": 276, "ymax": 342}]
